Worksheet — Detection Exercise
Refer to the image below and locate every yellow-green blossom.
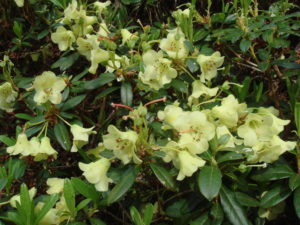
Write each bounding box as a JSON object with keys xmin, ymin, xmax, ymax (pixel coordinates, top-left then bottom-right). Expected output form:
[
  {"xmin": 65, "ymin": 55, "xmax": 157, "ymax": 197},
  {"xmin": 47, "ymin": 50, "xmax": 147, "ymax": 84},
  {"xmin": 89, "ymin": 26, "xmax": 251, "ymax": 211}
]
[
  {"xmin": 51, "ymin": 26, "xmax": 75, "ymax": 51},
  {"xmin": 10, "ymin": 187, "xmax": 37, "ymax": 208},
  {"xmin": 89, "ymin": 48, "xmax": 110, "ymax": 74},
  {"xmin": 197, "ymin": 51, "xmax": 224, "ymax": 82},
  {"xmin": 94, "ymin": 1, "xmax": 111, "ymax": 15},
  {"xmin": 7, "ymin": 133, "xmax": 31, "ymax": 156},
  {"xmin": 177, "ymin": 151, "xmax": 205, "ymax": 180},
  {"xmin": 212, "ymin": 95, "xmax": 247, "ymax": 128},
  {"xmin": 103, "ymin": 125, "xmax": 141, "ymax": 164},
  {"xmin": 98, "ymin": 22, "xmax": 110, "ymax": 37},
  {"xmin": 14, "ymin": 0, "xmax": 24, "ymax": 7},
  {"xmin": 248, "ymin": 136, "xmax": 296, "ymax": 163},
  {"xmin": 121, "ymin": 29, "xmax": 139, "ymax": 48},
  {"xmin": 139, "ymin": 50, "xmax": 177, "ymax": 90},
  {"xmin": 159, "ymin": 28, "xmax": 189, "ymax": 59},
  {"xmin": 33, "ymin": 71, "xmax": 66, "ymax": 105},
  {"xmin": 76, "ymin": 35, "xmax": 99, "ymax": 59},
  {"xmin": 46, "ymin": 178, "xmax": 65, "ymax": 194},
  {"xmin": 79, "ymin": 158, "xmax": 113, "ymax": 192},
  {"xmin": 70, "ymin": 124, "xmax": 96, "ymax": 152},
  {"xmin": 34, "ymin": 137, "xmax": 58, "ymax": 161},
  {"xmin": 188, "ymin": 80, "xmax": 218, "ymax": 105},
  {"xmin": 35, "ymin": 202, "xmax": 60, "ymax": 225},
  {"xmin": 157, "ymin": 104, "xmax": 183, "ymax": 130},
  {"xmin": 0, "ymin": 82, "xmax": 18, "ymax": 112}
]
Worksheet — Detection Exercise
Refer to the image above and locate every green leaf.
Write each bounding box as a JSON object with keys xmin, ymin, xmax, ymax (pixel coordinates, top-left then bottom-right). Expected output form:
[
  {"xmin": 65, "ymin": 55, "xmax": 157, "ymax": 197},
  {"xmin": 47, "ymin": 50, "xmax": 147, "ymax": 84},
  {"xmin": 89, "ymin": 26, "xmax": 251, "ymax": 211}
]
[
  {"xmin": 61, "ymin": 95, "xmax": 86, "ymax": 111},
  {"xmin": 186, "ymin": 58, "xmax": 199, "ymax": 73},
  {"xmin": 13, "ymin": 21, "xmax": 22, "ymax": 38},
  {"xmin": 15, "ymin": 113, "xmax": 34, "ymax": 120},
  {"xmin": 95, "ymin": 87, "xmax": 119, "ymax": 100},
  {"xmin": 64, "ymin": 179, "xmax": 76, "ymax": 217},
  {"xmin": 260, "ymin": 185, "xmax": 291, "ymax": 208},
  {"xmin": 143, "ymin": 204, "xmax": 154, "ymax": 225},
  {"xmin": 76, "ymin": 199, "xmax": 91, "ymax": 211},
  {"xmin": 239, "ymin": 39, "xmax": 251, "ymax": 52},
  {"xmin": 0, "ymin": 178, "xmax": 7, "ymax": 192},
  {"xmin": 34, "ymin": 194, "xmax": 59, "ymax": 225},
  {"xmin": 54, "ymin": 121, "xmax": 71, "ymax": 151},
  {"xmin": 190, "ymin": 213, "xmax": 210, "ymax": 225},
  {"xmin": 49, "ymin": 0, "xmax": 64, "ymax": 8},
  {"xmin": 51, "ymin": 53, "xmax": 80, "ymax": 71},
  {"xmin": 150, "ymin": 163, "xmax": 177, "ymax": 191},
  {"xmin": 251, "ymin": 163, "xmax": 293, "ymax": 182},
  {"xmin": 121, "ymin": 0, "xmax": 141, "ymax": 5},
  {"xmin": 216, "ymin": 152, "xmax": 244, "ymax": 163},
  {"xmin": 238, "ymin": 76, "xmax": 251, "ymax": 102},
  {"xmin": 289, "ymin": 173, "xmax": 300, "ymax": 191},
  {"xmin": 121, "ymin": 82, "xmax": 133, "ymax": 106},
  {"xmin": 19, "ymin": 184, "xmax": 35, "ymax": 225},
  {"xmin": 295, "ymin": 102, "xmax": 300, "ymax": 136},
  {"xmin": 10, "ymin": 158, "xmax": 26, "ymax": 179},
  {"xmin": 294, "ymin": 187, "xmax": 300, "ymax": 219},
  {"xmin": 89, "ymin": 218, "xmax": 107, "ymax": 225},
  {"xmin": 193, "ymin": 29, "xmax": 208, "ymax": 42},
  {"xmin": 0, "ymin": 135, "xmax": 15, "ymax": 146},
  {"xmin": 71, "ymin": 178, "xmax": 100, "ymax": 202},
  {"xmin": 210, "ymin": 202, "xmax": 224, "ymax": 225},
  {"xmin": 198, "ymin": 166, "xmax": 222, "ymax": 201},
  {"xmin": 235, "ymin": 192, "xmax": 260, "ymax": 207},
  {"xmin": 106, "ymin": 166, "xmax": 140, "ymax": 205},
  {"xmin": 83, "ymin": 73, "xmax": 115, "ymax": 90},
  {"xmin": 130, "ymin": 206, "xmax": 144, "ymax": 225},
  {"xmin": 220, "ymin": 186, "xmax": 251, "ymax": 225}
]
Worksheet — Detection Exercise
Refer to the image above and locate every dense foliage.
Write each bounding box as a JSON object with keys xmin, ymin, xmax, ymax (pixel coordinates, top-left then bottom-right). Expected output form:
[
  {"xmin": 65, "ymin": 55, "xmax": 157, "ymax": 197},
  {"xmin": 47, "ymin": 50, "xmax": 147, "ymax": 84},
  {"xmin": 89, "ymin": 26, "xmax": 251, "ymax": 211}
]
[{"xmin": 0, "ymin": 0, "xmax": 300, "ymax": 224}]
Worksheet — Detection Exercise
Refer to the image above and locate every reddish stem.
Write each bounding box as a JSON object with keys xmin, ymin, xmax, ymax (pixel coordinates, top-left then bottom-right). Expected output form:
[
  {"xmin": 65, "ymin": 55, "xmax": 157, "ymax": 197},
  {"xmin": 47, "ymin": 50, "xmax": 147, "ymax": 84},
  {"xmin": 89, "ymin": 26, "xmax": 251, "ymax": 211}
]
[
  {"xmin": 111, "ymin": 103, "xmax": 134, "ymax": 111},
  {"xmin": 144, "ymin": 97, "xmax": 167, "ymax": 107}
]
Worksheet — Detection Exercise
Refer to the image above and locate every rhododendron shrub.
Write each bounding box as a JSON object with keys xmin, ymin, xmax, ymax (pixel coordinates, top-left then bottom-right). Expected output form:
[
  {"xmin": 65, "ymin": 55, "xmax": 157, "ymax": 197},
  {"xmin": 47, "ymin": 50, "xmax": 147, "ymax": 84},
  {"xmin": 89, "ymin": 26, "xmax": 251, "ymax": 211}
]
[{"xmin": 1, "ymin": 0, "xmax": 299, "ymax": 224}]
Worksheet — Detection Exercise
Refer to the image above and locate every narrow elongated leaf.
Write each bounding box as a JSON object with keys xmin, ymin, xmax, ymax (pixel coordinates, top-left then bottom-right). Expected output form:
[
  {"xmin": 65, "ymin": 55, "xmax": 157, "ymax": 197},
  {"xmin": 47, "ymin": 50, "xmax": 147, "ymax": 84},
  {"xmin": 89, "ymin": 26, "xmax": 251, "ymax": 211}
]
[
  {"xmin": 150, "ymin": 163, "xmax": 177, "ymax": 191},
  {"xmin": 251, "ymin": 163, "xmax": 293, "ymax": 182},
  {"xmin": 289, "ymin": 174, "xmax": 300, "ymax": 191},
  {"xmin": 130, "ymin": 206, "xmax": 144, "ymax": 225},
  {"xmin": 235, "ymin": 192, "xmax": 260, "ymax": 207},
  {"xmin": 0, "ymin": 135, "xmax": 15, "ymax": 146},
  {"xmin": 34, "ymin": 194, "xmax": 59, "ymax": 225},
  {"xmin": 260, "ymin": 185, "xmax": 291, "ymax": 208},
  {"xmin": 143, "ymin": 204, "xmax": 154, "ymax": 225},
  {"xmin": 61, "ymin": 95, "xmax": 86, "ymax": 111},
  {"xmin": 107, "ymin": 166, "xmax": 140, "ymax": 205},
  {"xmin": 0, "ymin": 178, "xmax": 8, "ymax": 192},
  {"xmin": 51, "ymin": 53, "xmax": 80, "ymax": 71},
  {"xmin": 295, "ymin": 102, "xmax": 300, "ymax": 136},
  {"xmin": 71, "ymin": 178, "xmax": 100, "ymax": 202},
  {"xmin": 198, "ymin": 166, "xmax": 222, "ymax": 201},
  {"xmin": 220, "ymin": 186, "xmax": 251, "ymax": 225},
  {"xmin": 294, "ymin": 187, "xmax": 300, "ymax": 219},
  {"xmin": 54, "ymin": 121, "xmax": 71, "ymax": 150},
  {"xmin": 64, "ymin": 179, "xmax": 76, "ymax": 216},
  {"xmin": 83, "ymin": 73, "xmax": 115, "ymax": 90},
  {"xmin": 121, "ymin": 82, "xmax": 133, "ymax": 106}
]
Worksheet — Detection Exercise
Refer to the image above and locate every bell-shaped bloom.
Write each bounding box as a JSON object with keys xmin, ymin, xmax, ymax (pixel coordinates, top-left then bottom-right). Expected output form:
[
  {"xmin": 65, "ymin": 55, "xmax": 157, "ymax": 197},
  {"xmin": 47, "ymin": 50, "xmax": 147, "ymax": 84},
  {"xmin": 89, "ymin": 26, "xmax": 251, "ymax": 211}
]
[
  {"xmin": 35, "ymin": 202, "xmax": 60, "ymax": 225},
  {"xmin": 157, "ymin": 104, "xmax": 183, "ymax": 130},
  {"xmin": 177, "ymin": 151, "xmax": 205, "ymax": 180},
  {"xmin": 178, "ymin": 132, "xmax": 210, "ymax": 155},
  {"xmin": 34, "ymin": 137, "xmax": 58, "ymax": 161},
  {"xmin": 103, "ymin": 125, "xmax": 141, "ymax": 164},
  {"xmin": 139, "ymin": 50, "xmax": 177, "ymax": 90},
  {"xmin": 76, "ymin": 35, "xmax": 99, "ymax": 59},
  {"xmin": 79, "ymin": 158, "xmax": 113, "ymax": 192},
  {"xmin": 212, "ymin": 95, "xmax": 247, "ymax": 128},
  {"xmin": 98, "ymin": 22, "xmax": 110, "ymax": 37},
  {"xmin": 33, "ymin": 71, "xmax": 66, "ymax": 105},
  {"xmin": 70, "ymin": 124, "xmax": 96, "ymax": 152},
  {"xmin": 94, "ymin": 1, "xmax": 111, "ymax": 15},
  {"xmin": 14, "ymin": 0, "xmax": 24, "ymax": 7},
  {"xmin": 121, "ymin": 29, "xmax": 139, "ymax": 48},
  {"xmin": 46, "ymin": 178, "xmax": 65, "ymax": 194},
  {"xmin": 7, "ymin": 133, "xmax": 32, "ymax": 156},
  {"xmin": 237, "ymin": 113, "xmax": 272, "ymax": 146},
  {"xmin": 188, "ymin": 80, "xmax": 218, "ymax": 105},
  {"xmin": 249, "ymin": 136, "xmax": 296, "ymax": 163},
  {"xmin": 0, "ymin": 82, "xmax": 18, "ymax": 112},
  {"xmin": 89, "ymin": 48, "xmax": 110, "ymax": 74},
  {"xmin": 62, "ymin": 0, "xmax": 79, "ymax": 23},
  {"xmin": 159, "ymin": 28, "xmax": 189, "ymax": 59},
  {"xmin": 197, "ymin": 51, "xmax": 224, "ymax": 82},
  {"xmin": 51, "ymin": 26, "xmax": 75, "ymax": 51},
  {"xmin": 10, "ymin": 187, "xmax": 36, "ymax": 208}
]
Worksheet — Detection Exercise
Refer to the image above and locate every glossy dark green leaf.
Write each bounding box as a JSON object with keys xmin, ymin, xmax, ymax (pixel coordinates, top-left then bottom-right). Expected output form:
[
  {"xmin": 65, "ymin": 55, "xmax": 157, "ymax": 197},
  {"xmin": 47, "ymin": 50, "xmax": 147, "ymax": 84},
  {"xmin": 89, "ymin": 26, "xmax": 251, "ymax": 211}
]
[
  {"xmin": 251, "ymin": 163, "xmax": 293, "ymax": 182},
  {"xmin": 54, "ymin": 121, "xmax": 71, "ymax": 151},
  {"xmin": 71, "ymin": 178, "xmax": 100, "ymax": 202},
  {"xmin": 130, "ymin": 206, "xmax": 144, "ymax": 225},
  {"xmin": 121, "ymin": 82, "xmax": 133, "ymax": 106},
  {"xmin": 143, "ymin": 203, "xmax": 154, "ymax": 225},
  {"xmin": 235, "ymin": 192, "xmax": 260, "ymax": 207},
  {"xmin": 198, "ymin": 166, "xmax": 222, "ymax": 201},
  {"xmin": 210, "ymin": 202, "xmax": 224, "ymax": 225},
  {"xmin": 193, "ymin": 29, "xmax": 208, "ymax": 42},
  {"xmin": 64, "ymin": 179, "xmax": 76, "ymax": 216},
  {"xmin": 260, "ymin": 185, "xmax": 291, "ymax": 208},
  {"xmin": 0, "ymin": 135, "xmax": 15, "ymax": 146},
  {"xmin": 289, "ymin": 174, "xmax": 300, "ymax": 191},
  {"xmin": 107, "ymin": 166, "xmax": 140, "ymax": 205},
  {"xmin": 89, "ymin": 218, "xmax": 107, "ymax": 225},
  {"xmin": 83, "ymin": 73, "xmax": 115, "ymax": 90},
  {"xmin": 61, "ymin": 95, "xmax": 86, "ymax": 111},
  {"xmin": 294, "ymin": 187, "xmax": 300, "ymax": 219},
  {"xmin": 150, "ymin": 163, "xmax": 177, "ymax": 191},
  {"xmin": 51, "ymin": 53, "xmax": 80, "ymax": 71},
  {"xmin": 190, "ymin": 213, "xmax": 210, "ymax": 225},
  {"xmin": 220, "ymin": 186, "xmax": 251, "ymax": 225},
  {"xmin": 0, "ymin": 178, "xmax": 7, "ymax": 192},
  {"xmin": 186, "ymin": 58, "xmax": 199, "ymax": 72},
  {"xmin": 239, "ymin": 39, "xmax": 251, "ymax": 52},
  {"xmin": 95, "ymin": 87, "xmax": 119, "ymax": 100},
  {"xmin": 216, "ymin": 152, "xmax": 244, "ymax": 163}
]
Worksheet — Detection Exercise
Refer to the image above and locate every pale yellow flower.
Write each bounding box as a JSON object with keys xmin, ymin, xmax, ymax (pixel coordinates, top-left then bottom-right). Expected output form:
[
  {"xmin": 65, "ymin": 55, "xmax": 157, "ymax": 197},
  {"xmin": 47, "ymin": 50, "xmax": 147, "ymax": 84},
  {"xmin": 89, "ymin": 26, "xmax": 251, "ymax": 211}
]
[
  {"xmin": 121, "ymin": 29, "xmax": 139, "ymax": 48},
  {"xmin": 89, "ymin": 48, "xmax": 110, "ymax": 74},
  {"xmin": 76, "ymin": 35, "xmax": 99, "ymax": 60},
  {"xmin": 10, "ymin": 187, "xmax": 37, "ymax": 208},
  {"xmin": 70, "ymin": 124, "xmax": 96, "ymax": 152},
  {"xmin": 6, "ymin": 133, "xmax": 31, "ymax": 156},
  {"xmin": 177, "ymin": 151, "xmax": 205, "ymax": 180},
  {"xmin": 188, "ymin": 80, "xmax": 218, "ymax": 105},
  {"xmin": 51, "ymin": 26, "xmax": 75, "ymax": 51},
  {"xmin": 35, "ymin": 202, "xmax": 60, "ymax": 225},
  {"xmin": 14, "ymin": 0, "xmax": 24, "ymax": 7},
  {"xmin": 79, "ymin": 158, "xmax": 113, "ymax": 192},
  {"xmin": 94, "ymin": 1, "xmax": 111, "ymax": 15},
  {"xmin": 0, "ymin": 82, "xmax": 18, "ymax": 112},
  {"xmin": 46, "ymin": 178, "xmax": 65, "ymax": 194},
  {"xmin": 33, "ymin": 71, "xmax": 66, "ymax": 105}
]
